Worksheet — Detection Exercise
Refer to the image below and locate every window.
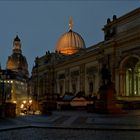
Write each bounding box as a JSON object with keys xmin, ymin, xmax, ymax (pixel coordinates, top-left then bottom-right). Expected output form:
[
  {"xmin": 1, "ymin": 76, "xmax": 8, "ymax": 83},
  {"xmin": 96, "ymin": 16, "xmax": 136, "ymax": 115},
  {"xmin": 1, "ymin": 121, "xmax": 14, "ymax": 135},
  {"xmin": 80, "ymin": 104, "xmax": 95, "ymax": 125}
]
[{"xmin": 125, "ymin": 58, "xmax": 140, "ymax": 96}]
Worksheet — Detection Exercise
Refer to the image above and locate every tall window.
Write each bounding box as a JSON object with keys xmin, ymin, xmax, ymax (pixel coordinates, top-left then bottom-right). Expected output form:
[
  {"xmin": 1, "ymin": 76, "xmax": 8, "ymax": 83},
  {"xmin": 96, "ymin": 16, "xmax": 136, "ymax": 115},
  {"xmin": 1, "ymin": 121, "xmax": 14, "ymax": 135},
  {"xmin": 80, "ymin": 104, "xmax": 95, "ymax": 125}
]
[
  {"xmin": 134, "ymin": 61, "xmax": 140, "ymax": 95},
  {"xmin": 126, "ymin": 68, "xmax": 133, "ymax": 96},
  {"xmin": 125, "ymin": 58, "xmax": 140, "ymax": 96},
  {"xmin": 72, "ymin": 84, "xmax": 76, "ymax": 94},
  {"xmin": 60, "ymin": 85, "xmax": 63, "ymax": 95}
]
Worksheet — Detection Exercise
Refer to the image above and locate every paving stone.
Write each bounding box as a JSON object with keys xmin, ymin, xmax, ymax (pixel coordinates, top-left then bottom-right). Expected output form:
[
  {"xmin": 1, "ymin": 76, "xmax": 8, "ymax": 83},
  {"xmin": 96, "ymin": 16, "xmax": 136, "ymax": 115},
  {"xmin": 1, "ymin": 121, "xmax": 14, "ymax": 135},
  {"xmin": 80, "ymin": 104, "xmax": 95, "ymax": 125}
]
[{"xmin": 0, "ymin": 110, "xmax": 140, "ymax": 139}]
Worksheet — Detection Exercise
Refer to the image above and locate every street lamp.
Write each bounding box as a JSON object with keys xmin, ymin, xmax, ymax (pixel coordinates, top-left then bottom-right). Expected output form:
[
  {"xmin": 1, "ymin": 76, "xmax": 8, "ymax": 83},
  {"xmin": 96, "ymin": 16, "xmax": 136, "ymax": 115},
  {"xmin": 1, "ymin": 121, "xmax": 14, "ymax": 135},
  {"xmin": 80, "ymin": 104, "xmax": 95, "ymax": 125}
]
[{"xmin": 20, "ymin": 99, "xmax": 33, "ymax": 115}]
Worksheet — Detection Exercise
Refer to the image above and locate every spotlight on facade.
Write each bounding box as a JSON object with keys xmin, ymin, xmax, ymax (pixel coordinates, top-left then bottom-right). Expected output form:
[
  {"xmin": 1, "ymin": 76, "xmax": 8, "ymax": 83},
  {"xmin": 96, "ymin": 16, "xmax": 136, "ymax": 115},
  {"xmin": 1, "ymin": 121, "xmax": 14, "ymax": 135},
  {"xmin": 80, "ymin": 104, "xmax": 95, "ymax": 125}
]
[
  {"xmin": 13, "ymin": 101, "xmax": 17, "ymax": 104},
  {"xmin": 29, "ymin": 100, "xmax": 32, "ymax": 104},
  {"xmin": 20, "ymin": 104, "xmax": 24, "ymax": 109},
  {"xmin": 23, "ymin": 100, "xmax": 27, "ymax": 104}
]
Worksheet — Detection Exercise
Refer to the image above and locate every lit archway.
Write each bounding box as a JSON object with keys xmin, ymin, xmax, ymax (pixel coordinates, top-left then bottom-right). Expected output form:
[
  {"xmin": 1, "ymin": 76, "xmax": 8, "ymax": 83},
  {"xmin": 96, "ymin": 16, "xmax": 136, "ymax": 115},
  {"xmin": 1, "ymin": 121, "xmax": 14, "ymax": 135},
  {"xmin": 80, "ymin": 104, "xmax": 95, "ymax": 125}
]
[{"xmin": 119, "ymin": 56, "xmax": 140, "ymax": 96}]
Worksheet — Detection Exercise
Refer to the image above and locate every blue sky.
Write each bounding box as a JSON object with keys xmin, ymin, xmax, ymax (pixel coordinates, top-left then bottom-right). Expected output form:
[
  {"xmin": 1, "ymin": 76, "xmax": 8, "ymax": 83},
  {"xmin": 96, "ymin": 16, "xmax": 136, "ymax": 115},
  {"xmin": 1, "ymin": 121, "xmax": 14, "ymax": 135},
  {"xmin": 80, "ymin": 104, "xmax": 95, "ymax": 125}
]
[{"xmin": 0, "ymin": 1, "xmax": 139, "ymax": 74}]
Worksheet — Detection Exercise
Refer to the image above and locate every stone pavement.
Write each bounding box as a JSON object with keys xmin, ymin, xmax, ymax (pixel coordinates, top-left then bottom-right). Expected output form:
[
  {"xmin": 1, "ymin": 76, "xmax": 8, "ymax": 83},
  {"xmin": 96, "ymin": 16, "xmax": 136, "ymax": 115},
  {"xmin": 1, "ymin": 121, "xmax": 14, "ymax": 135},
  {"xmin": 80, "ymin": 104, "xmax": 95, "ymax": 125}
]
[{"xmin": 0, "ymin": 110, "xmax": 140, "ymax": 140}]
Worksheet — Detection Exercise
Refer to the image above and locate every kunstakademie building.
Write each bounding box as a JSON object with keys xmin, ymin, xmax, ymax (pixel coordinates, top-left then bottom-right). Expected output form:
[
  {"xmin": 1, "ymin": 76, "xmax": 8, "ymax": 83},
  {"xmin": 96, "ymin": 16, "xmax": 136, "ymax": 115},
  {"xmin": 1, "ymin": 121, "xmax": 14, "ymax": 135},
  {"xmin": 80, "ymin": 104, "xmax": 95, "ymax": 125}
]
[{"xmin": 30, "ymin": 8, "xmax": 140, "ymax": 110}]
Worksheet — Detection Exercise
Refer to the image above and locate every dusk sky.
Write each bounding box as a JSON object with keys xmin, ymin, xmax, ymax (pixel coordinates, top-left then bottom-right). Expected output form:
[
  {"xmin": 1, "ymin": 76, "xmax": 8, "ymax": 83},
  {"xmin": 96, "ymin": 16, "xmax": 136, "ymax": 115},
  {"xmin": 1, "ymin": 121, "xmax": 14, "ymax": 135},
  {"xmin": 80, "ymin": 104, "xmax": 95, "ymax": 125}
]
[{"xmin": 0, "ymin": 1, "xmax": 139, "ymax": 74}]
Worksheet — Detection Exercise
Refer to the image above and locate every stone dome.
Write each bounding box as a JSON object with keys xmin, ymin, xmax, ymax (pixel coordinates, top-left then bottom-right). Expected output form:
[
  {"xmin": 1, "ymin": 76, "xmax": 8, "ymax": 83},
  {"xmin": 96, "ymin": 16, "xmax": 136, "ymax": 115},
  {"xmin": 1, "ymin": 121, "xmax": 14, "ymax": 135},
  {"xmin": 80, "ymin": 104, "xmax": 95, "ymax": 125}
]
[
  {"xmin": 7, "ymin": 53, "xmax": 28, "ymax": 73},
  {"xmin": 55, "ymin": 17, "xmax": 86, "ymax": 55},
  {"xmin": 6, "ymin": 36, "xmax": 29, "ymax": 78}
]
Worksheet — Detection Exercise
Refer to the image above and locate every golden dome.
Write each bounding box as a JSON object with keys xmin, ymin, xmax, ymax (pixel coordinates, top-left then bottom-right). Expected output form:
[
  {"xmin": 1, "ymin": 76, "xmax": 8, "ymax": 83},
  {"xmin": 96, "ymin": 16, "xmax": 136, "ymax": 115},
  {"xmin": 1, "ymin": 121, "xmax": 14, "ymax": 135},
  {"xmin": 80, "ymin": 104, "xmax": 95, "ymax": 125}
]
[{"xmin": 55, "ymin": 17, "xmax": 86, "ymax": 55}]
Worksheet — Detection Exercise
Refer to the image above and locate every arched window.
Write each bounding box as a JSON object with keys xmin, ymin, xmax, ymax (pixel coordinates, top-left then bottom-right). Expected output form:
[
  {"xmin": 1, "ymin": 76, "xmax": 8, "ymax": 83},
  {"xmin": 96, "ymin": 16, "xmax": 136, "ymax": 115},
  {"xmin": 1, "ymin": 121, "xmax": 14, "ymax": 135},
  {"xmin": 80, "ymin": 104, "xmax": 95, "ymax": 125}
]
[
  {"xmin": 134, "ymin": 61, "xmax": 140, "ymax": 95},
  {"xmin": 120, "ymin": 57, "xmax": 140, "ymax": 96}
]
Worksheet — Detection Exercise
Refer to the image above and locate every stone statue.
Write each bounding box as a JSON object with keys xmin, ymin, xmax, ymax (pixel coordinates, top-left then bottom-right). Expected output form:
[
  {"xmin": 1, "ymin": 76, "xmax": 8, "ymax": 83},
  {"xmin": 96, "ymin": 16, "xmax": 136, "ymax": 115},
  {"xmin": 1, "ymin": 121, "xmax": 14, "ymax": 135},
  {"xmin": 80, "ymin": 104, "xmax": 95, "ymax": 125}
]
[
  {"xmin": 101, "ymin": 64, "xmax": 111, "ymax": 85},
  {"xmin": 94, "ymin": 64, "xmax": 124, "ymax": 114}
]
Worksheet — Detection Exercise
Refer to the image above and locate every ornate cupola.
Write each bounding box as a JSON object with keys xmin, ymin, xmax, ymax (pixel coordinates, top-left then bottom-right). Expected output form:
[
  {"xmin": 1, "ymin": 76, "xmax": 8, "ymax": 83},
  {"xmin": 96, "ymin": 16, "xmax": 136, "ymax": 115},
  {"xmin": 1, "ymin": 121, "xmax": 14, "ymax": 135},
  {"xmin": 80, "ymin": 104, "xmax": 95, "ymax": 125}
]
[
  {"xmin": 55, "ymin": 17, "xmax": 86, "ymax": 55},
  {"xmin": 6, "ymin": 35, "xmax": 29, "ymax": 78},
  {"xmin": 13, "ymin": 35, "xmax": 22, "ymax": 54}
]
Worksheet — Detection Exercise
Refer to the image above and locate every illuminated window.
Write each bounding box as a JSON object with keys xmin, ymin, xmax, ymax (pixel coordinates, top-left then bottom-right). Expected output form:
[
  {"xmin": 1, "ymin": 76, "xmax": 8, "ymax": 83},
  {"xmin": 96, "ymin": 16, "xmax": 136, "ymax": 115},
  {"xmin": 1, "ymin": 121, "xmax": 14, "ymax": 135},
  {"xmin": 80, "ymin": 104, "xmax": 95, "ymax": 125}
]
[{"xmin": 125, "ymin": 58, "xmax": 140, "ymax": 96}]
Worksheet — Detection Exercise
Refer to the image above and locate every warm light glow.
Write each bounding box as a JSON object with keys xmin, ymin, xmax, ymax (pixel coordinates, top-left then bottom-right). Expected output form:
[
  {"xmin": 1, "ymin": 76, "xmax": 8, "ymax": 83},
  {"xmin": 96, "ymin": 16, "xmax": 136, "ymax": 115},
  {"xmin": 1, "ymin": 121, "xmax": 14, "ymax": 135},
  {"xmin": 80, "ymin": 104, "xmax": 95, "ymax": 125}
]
[
  {"xmin": 55, "ymin": 28, "xmax": 85, "ymax": 55},
  {"xmin": 29, "ymin": 100, "xmax": 32, "ymax": 104},
  {"xmin": 20, "ymin": 104, "xmax": 24, "ymax": 109},
  {"xmin": 13, "ymin": 101, "xmax": 17, "ymax": 104},
  {"xmin": 59, "ymin": 47, "xmax": 79, "ymax": 55},
  {"xmin": 23, "ymin": 100, "xmax": 27, "ymax": 104}
]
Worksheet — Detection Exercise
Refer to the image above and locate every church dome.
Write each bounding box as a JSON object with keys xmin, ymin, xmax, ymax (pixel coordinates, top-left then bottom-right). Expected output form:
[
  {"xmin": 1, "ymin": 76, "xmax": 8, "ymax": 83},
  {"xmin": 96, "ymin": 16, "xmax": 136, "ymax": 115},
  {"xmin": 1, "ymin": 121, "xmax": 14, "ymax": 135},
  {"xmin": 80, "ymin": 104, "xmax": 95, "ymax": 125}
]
[
  {"xmin": 55, "ymin": 17, "xmax": 86, "ymax": 55},
  {"xmin": 6, "ymin": 36, "xmax": 29, "ymax": 78},
  {"xmin": 7, "ymin": 54, "xmax": 28, "ymax": 72}
]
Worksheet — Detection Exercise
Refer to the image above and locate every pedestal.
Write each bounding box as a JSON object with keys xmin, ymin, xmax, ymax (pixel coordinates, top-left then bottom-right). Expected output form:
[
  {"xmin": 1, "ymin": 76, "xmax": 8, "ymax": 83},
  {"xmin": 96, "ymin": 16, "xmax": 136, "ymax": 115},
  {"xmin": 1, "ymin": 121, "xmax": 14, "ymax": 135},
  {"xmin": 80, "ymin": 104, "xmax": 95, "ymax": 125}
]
[{"xmin": 95, "ymin": 83, "xmax": 124, "ymax": 114}]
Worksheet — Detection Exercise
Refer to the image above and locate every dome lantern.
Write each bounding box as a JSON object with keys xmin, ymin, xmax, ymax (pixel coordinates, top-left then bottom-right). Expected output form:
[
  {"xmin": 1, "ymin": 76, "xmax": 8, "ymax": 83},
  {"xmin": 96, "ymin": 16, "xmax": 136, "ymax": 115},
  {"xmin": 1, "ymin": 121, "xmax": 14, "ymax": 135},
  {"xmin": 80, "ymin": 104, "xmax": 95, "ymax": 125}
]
[
  {"xmin": 13, "ymin": 35, "xmax": 22, "ymax": 54},
  {"xmin": 14, "ymin": 35, "xmax": 21, "ymax": 42}
]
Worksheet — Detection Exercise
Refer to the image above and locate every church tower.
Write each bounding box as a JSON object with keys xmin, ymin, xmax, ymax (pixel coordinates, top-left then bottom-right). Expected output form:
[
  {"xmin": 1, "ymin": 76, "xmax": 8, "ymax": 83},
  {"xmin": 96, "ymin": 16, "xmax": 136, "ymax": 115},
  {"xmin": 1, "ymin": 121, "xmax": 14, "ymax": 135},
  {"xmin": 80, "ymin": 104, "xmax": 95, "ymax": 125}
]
[
  {"xmin": 6, "ymin": 35, "xmax": 29, "ymax": 78},
  {"xmin": 13, "ymin": 35, "xmax": 22, "ymax": 54}
]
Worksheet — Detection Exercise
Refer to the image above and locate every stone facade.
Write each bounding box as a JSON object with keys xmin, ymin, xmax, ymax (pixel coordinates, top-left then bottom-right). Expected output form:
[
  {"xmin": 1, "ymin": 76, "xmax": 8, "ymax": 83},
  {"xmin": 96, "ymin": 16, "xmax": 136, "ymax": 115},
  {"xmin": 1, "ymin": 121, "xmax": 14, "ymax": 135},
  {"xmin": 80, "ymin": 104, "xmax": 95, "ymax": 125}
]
[
  {"xmin": 0, "ymin": 36, "xmax": 29, "ymax": 115},
  {"xmin": 30, "ymin": 8, "xmax": 140, "ymax": 108}
]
